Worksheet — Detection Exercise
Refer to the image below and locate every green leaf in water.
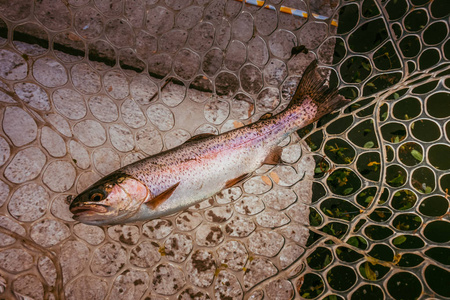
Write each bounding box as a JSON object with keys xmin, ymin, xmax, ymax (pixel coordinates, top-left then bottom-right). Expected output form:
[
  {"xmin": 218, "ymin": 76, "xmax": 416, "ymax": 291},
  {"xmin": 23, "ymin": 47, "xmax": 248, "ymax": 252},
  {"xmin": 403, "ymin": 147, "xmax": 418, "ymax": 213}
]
[
  {"xmin": 362, "ymin": 62, "xmax": 371, "ymax": 71},
  {"xmin": 393, "ymin": 235, "xmax": 407, "ymax": 245},
  {"xmin": 364, "ymin": 262, "xmax": 378, "ymax": 281},
  {"xmin": 347, "ymin": 237, "xmax": 358, "ymax": 247},
  {"xmin": 388, "ymin": 174, "xmax": 405, "ymax": 186},
  {"xmin": 343, "ymin": 187, "xmax": 354, "ymax": 195},
  {"xmin": 365, "ymin": 196, "xmax": 374, "ymax": 204},
  {"xmin": 364, "ymin": 141, "xmax": 375, "ymax": 148},
  {"xmin": 323, "ymin": 254, "xmax": 332, "ymax": 267},
  {"xmin": 347, "ymin": 236, "xmax": 367, "ymax": 249},
  {"xmin": 410, "ymin": 149, "xmax": 423, "ymax": 161},
  {"xmin": 357, "ymin": 236, "xmax": 368, "ymax": 247}
]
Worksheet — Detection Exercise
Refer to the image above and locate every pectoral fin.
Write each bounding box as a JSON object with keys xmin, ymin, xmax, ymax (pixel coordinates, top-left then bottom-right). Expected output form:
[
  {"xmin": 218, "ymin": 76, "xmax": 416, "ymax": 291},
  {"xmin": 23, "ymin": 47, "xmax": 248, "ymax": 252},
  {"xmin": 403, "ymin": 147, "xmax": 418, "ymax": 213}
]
[
  {"xmin": 225, "ymin": 173, "xmax": 250, "ymax": 189},
  {"xmin": 146, "ymin": 182, "xmax": 180, "ymax": 210},
  {"xmin": 263, "ymin": 146, "xmax": 283, "ymax": 165}
]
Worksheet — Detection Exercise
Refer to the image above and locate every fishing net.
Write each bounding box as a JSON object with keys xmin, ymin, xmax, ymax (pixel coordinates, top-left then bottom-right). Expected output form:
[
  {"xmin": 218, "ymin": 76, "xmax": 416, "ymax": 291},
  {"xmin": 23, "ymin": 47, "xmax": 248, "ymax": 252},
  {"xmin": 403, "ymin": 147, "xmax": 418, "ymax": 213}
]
[{"xmin": 0, "ymin": 0, "xmax": 448, "ymax": 299}]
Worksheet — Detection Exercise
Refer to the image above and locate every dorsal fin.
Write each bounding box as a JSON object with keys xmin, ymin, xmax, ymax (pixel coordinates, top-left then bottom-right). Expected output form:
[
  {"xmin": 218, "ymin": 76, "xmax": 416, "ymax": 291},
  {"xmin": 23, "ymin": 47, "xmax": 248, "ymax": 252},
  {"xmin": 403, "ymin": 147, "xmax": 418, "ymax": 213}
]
[
  {"xmin": 259, "ymin": 113, "xmax": 272, "ymax": 120},
  {"xmin": 146, "ymin": 182, "xmax": 180, "ymax": 210},
  {"xmin": 291, "ymin": 45, "xmax": 308, "ymax": 56},
  {"xmin": 263, "ymin": 146, "xmax": 283, "ymax": 165},
  {"xmin": 186, "ymin": 133, "xmax": 216, "ymax": 143},
  {"xmin": 224, "ymin": 173, "xmax": 250, "ymax": 189}
]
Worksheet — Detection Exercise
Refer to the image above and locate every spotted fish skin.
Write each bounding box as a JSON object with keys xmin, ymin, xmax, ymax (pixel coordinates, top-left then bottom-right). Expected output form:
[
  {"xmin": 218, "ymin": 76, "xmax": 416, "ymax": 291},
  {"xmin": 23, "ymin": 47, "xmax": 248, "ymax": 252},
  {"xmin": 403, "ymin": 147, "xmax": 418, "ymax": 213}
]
[
  {"xmin": 70, "ymin": 60, "xmax": 349, "ymax": 225},
  {"xmin": 123, "ymin": 99, "xmax": 318, "ymax": 221}
]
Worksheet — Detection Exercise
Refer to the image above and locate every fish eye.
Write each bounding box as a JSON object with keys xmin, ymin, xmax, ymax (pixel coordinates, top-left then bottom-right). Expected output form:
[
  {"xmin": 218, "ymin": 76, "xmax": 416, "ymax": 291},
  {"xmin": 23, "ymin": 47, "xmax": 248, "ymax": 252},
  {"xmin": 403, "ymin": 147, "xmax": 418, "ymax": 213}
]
[
  {"xmin": 91, "ymin": 193, "xmax": 103, "ymax": 202},
  {"xmin": 89, "ymin": 190, "xmax": 106, "ymax": 202}
]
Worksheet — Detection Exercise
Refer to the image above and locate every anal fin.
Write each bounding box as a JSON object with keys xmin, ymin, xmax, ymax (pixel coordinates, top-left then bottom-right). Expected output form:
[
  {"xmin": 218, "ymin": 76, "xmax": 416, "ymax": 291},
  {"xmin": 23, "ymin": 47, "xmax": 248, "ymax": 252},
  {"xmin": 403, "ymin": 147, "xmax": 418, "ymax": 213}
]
[
  {"xmin": 225, "ymin": 173, "xmax": 250, "ymax": 189},
  {"xmin": 263, "ymin": 146, "xmax": 283, "ymax": 165},
  {"xmin": 146, "ymin": 182, "xmax": 180, "ymax": 210}
]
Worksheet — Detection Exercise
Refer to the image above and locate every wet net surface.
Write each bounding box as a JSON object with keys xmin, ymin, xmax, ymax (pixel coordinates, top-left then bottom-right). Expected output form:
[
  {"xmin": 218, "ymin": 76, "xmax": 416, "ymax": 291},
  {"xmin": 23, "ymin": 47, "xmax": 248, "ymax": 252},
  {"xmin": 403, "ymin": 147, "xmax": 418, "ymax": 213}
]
[{"xmin": 0, "ymin": 0, "xmax": 449, "ymax": 299}]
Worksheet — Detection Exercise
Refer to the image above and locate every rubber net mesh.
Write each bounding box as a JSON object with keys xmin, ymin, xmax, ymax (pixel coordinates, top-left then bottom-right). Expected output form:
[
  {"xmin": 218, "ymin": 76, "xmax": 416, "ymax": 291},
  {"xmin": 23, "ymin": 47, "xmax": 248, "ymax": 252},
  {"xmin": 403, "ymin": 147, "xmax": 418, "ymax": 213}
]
[{"xmin": 0, "ymin": 0, "xmax": 448, "ymax": 299}]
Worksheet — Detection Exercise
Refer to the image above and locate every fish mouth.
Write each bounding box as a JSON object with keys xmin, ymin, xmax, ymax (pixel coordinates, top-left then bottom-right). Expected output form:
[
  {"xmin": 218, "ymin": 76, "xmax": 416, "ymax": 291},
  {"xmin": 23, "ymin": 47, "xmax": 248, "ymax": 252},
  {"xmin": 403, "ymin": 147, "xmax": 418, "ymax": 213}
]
[
  {"xmin": 70, "ymin": 203, "xmax": 111, "ymax": 219},
  {"xmin": 70, "ymin": 203, "xmax": 133, "ymax": 225}
]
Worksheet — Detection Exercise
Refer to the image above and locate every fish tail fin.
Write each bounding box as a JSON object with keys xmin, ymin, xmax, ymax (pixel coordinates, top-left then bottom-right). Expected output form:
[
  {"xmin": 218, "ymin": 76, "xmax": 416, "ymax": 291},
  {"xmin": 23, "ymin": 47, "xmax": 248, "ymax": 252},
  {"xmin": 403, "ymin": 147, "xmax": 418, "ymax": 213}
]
[{"xmin": 289, "ymin": 60, "xmax": 350, "ymax": 121}]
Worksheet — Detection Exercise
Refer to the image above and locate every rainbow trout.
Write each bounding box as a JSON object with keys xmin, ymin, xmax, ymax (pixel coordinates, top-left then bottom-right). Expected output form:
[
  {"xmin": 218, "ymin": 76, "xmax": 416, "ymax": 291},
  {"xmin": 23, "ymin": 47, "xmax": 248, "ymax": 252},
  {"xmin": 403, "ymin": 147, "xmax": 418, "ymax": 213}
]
[{"xmin": 69, "ymin": 60, "xmax": 349, "ymax": 225}]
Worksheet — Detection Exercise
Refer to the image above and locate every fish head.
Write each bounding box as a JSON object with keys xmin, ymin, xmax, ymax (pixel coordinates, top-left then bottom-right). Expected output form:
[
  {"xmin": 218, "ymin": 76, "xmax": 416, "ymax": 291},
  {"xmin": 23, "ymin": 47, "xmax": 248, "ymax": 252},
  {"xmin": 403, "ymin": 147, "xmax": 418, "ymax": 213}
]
[{"xmin": 69, "ymin": 173, "xmax": 149, "ymax": 225}]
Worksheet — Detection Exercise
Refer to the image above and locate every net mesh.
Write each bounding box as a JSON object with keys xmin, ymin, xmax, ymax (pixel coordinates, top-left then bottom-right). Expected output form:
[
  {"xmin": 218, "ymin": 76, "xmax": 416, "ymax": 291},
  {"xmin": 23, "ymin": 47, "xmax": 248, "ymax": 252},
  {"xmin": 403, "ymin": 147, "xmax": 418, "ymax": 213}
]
[{"xmin": 0, "ymin": 0, "xmax": 448, "ymax": 299}]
